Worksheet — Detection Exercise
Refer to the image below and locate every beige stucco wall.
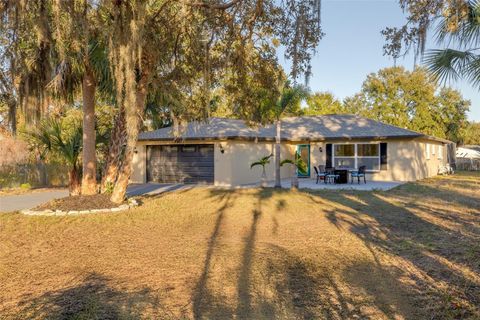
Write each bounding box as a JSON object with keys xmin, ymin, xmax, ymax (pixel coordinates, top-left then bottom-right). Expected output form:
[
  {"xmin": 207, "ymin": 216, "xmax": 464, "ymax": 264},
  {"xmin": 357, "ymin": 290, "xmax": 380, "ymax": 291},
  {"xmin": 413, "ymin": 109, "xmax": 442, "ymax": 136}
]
[
  {"xmin": 132, "ymin": 138, "xmax": 449, "ymax": 185},
  {"xmin": 368, "ymin": 139, "xmax": 447, "ymax": 181},
  {"xmin": 131, "ymin": 144, "xmax": 146, "ymax": 183},
  {"xmin": 214, "ymin": 140, "xmax": 296, "ymax": 186},
  {"xmin": 131, "ymin": 139, "xmax": 297, "ymax": 186}
]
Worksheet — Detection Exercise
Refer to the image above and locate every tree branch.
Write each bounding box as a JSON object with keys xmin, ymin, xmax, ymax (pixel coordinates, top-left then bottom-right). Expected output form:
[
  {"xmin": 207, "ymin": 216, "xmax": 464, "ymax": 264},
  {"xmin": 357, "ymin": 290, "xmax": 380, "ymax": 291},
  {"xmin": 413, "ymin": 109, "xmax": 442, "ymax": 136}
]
[{"xmin": 188, "ymin": 0, "xmax": 243, "ymax": 10}]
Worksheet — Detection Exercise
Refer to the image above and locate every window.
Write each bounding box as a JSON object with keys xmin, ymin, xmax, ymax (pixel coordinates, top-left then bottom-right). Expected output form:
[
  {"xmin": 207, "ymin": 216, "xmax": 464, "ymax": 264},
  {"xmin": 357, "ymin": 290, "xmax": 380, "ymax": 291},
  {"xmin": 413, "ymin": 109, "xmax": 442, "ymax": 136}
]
[
  {"xmin": 334, "ymin": 144, "xmax": 354, "ymax": 156},
  {"xmin": 357, "ymin": 144, "xmax": 379, "ymax": 157},
  {"xmin": 334, "ymin": 144, "xmax": 355, "ymax": 168},
  {"xmin": 182, "ymin": 146, "xmax": 196, "ymax": 152},
  {"xmin": 438, "ymin": 145, "xmax": 443, "ymax": 159},
  {"xmin": 426, "ymin": 144, "xmax": 430, "ymax": 160},
  {"xmin": 431, "ymin": 144, "xmax": 436, "ymax": 156},
  {"xmin": 162, "ymin": 146, "xmax": 178, "ymax": 153},
  {"xmin": 333, "ymin": 143, "xmax": 380, "ymax": 171},
  {"xmin": 357, "ymin": 143, "xmax": 380, "ymax": 171}
]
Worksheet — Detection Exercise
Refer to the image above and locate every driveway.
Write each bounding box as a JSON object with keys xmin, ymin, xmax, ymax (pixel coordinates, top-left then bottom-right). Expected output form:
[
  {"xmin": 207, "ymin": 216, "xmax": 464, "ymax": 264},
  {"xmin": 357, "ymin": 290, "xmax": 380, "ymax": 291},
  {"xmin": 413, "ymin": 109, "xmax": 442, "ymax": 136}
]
[
  {"xmin": 0, "ymin": 184, "xmax": 193, "ymax": 212},
  {"xmin": 0, "ymin": 189, "xmax": 69, "ymax": 213}
]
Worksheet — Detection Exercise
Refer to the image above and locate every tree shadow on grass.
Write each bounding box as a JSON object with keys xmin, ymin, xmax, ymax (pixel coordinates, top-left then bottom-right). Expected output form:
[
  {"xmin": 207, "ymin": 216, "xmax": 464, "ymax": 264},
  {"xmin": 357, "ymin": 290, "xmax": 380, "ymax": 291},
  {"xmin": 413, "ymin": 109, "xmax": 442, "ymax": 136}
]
[
  {"xmin": 14, "ymin": 273, "xmax": 170, "ymax": 320},
  {"xmin": 191, "ymin": 188, "xmax": 422, "ymax": 319},
  {"xmin": 191, "ymin": 191, "xmax": 237, "ymax": 319},
  {"xmin": 305, "ymin": 184, "xmax": 480, "ymax": 318}
]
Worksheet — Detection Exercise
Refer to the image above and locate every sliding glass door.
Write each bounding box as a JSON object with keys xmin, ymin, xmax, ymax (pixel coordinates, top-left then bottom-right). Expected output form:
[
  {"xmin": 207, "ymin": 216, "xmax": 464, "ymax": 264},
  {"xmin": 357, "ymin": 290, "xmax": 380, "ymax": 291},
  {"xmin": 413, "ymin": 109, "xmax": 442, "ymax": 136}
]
[{"xmin": 296, "ymin": 144, "xmax": 310, "ymax": 177}]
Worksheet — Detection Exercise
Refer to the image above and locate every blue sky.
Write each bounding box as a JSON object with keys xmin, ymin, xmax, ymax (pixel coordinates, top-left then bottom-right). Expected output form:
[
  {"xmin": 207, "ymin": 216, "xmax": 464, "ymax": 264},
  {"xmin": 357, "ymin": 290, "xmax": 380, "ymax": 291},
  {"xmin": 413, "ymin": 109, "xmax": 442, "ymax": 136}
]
[{"xmin": 278, "ymin": 0, "xmax": 479, "ymax": 121}]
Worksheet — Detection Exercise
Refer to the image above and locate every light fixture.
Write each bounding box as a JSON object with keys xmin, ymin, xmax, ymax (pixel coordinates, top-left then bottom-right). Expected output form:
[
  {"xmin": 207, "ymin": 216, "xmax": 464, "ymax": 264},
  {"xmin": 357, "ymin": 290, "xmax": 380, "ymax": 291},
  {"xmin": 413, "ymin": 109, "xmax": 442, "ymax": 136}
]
[
  {"xmin": 319, "ymin": 147, "xmax": 323, "ymax": 153},
  {"xmin": 219, "ymin": 143, "xmax": 225, "ymax": 154}
]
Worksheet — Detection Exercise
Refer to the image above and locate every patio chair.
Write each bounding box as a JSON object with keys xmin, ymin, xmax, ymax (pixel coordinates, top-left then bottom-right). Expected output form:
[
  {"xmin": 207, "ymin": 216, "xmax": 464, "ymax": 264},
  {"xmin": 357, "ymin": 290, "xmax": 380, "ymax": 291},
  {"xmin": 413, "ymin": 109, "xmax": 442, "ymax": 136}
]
[
  {"xmin": 325, "ymin": 167, "xmax": 340, "ymax": 184},
  {"xmin": 351, "ymin": 165, "xmax": 366, "ymax": 184},
  {"xmin": 314, "ymin": 165, "xmax": 327, "ymax": 184}
]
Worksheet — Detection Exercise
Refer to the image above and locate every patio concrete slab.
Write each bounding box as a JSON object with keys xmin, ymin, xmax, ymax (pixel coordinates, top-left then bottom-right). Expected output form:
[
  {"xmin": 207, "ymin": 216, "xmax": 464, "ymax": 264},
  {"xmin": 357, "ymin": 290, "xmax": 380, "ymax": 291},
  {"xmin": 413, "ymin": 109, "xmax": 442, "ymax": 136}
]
[{"xmin": 243, "ymin": 179, "xmax": 404, "ymax": 191}]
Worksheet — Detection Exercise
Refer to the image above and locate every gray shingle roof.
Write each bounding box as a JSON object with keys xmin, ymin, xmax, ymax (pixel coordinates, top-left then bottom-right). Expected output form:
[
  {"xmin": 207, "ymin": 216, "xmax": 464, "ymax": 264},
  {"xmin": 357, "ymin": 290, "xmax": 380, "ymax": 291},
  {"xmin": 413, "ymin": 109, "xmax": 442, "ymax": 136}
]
[{"xmin": 138, "ymin": 115, "xmax": 427, "ymax": 142}]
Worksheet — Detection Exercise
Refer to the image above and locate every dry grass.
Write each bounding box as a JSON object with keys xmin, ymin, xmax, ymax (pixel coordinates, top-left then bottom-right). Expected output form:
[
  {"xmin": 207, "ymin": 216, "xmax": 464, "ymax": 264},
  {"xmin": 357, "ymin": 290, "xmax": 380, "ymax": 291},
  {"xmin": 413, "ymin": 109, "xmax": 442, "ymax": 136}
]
[
  {"xmin": 33, "ymin": 194, "xmax": 119, "ymax": 211},
  {"xmin": 0, "ymin": 172, "xmax": 479, "ymax": 319}
]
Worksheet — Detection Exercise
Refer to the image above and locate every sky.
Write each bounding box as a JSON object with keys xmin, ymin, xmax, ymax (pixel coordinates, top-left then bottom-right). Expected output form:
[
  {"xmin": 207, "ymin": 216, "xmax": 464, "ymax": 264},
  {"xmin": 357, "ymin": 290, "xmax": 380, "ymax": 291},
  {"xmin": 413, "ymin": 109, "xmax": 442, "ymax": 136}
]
[{"xmin": 278, "ymin": 0, "xmax": 479, "ymax": 121}]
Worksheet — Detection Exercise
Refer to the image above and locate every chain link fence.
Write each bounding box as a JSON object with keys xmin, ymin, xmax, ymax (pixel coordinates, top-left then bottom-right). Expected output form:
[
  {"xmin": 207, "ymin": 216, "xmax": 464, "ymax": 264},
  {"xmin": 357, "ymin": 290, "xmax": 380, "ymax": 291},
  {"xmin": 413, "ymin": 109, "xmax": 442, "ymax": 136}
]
[{"xmin": 456, "ymin": 158, "xmax": 480, "ymax": 171}]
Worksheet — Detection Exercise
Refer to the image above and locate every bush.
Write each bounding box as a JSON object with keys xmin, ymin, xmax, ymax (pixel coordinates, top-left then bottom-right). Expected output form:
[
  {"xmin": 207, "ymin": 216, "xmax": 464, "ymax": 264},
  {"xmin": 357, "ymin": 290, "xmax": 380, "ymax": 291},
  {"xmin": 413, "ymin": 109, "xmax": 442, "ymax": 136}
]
[{"xmin": 20, "ymin": 183, "xmax": 31, "ymax": 190}]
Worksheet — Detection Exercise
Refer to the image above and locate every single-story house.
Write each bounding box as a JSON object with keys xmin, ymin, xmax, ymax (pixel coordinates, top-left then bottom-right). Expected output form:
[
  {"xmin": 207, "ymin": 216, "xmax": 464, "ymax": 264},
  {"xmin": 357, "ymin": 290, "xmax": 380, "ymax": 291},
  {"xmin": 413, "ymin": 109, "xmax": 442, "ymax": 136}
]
[{"xmin": 132, "ymin": 115, "xmax": 454, "ymax": 186}]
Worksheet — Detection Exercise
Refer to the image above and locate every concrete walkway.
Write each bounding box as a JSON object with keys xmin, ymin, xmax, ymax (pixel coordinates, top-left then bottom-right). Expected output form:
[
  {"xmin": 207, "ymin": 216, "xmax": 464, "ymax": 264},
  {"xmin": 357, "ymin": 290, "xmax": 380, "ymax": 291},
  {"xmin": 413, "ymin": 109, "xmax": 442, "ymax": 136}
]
[
  {"xmin": 127, "ymin": 183, "xmax": 196, "ymax": 196},
  {"xmin": 0, "ymin": 189, "xmax": 69, "ymax": 213}
]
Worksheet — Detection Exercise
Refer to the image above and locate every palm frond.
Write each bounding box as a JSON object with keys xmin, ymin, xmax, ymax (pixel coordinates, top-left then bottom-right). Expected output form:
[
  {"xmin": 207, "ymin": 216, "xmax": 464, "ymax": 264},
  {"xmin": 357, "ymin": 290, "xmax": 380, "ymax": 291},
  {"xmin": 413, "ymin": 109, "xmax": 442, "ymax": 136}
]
[
  {"xmin": 250, "ymin": 154, "xmax": 272, "ymax": 169},
  {"xmin": 277, "ymin": 84, "xmax": 310, "ymax": 116},
  {"xmin": 435, "ymin": 0, "xmax": 480, "ymax": 47},
  {"xmin": 250, "ymin": 161, "xmax": 264, "ymax": 169},
  {"xmin": 423, "ymin": 48, "xmax": 478, "ymax": 86},
  {"xmin": 280, "ymin": 159, "xmax": 294, "ymax": 166},
  {"xmin": 25, "ymin": 118, "xmax": 82, "ymax": 167},
  {"xmin": 465, "ymin": 54, "xmax": 480, "ymax": 87}
]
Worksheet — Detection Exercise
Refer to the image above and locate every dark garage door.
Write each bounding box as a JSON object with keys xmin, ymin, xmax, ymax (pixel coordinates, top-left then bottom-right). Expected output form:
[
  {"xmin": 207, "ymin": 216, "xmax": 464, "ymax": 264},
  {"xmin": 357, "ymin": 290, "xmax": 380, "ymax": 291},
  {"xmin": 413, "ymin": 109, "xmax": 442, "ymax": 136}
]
[{"xmin": 146, "ymin": 144, "xmax": 214, "ymax": 184}]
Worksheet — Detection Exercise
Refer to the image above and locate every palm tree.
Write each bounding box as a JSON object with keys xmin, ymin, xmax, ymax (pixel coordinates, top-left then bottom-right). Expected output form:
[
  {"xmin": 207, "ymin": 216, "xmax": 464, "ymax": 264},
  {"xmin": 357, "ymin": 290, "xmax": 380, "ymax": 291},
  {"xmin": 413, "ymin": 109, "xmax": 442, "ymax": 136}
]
[
  {"xmin": 423, "ymin": 0, "xmax": 480, "ymax": 89},
  {"xmin": 272, "ymin": 84, "xmax": 310, "ymax": 188},
  {"xmin": 250, "ymin": 154, "xmax": 273, "ymax": 187},
  {"xmin": 27, "ymin": 119, "xmax": 82, "ymax": 195},
  {"xmin": 281, "ymin": 151, "xmax": 308, "ymax": 189}
]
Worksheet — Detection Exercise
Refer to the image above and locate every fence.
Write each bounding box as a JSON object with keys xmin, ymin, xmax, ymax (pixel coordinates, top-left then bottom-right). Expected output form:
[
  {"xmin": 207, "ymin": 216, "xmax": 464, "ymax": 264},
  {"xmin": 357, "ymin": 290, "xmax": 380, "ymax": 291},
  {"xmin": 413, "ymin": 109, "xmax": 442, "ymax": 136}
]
[
  {"xmin": 0, "ymin": 163, "xmax": 69, "ymax": 188},
  {"xmin": 456, "ymin": 158, "xmax": 480, "ymax": 171}
]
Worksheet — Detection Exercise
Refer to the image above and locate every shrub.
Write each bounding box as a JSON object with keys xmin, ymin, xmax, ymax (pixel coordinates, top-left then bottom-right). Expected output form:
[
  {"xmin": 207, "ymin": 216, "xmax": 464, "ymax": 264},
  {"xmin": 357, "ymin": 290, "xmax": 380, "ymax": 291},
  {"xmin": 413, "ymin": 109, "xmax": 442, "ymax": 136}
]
[{"xmin": 20, "ymin": 183, "xmax": 31, "ymax": 190}]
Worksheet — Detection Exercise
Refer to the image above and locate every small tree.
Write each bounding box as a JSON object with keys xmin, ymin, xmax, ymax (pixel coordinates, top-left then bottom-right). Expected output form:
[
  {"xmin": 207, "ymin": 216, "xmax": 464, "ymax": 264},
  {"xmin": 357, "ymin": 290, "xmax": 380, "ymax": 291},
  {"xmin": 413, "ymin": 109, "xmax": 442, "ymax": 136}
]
[
  {"xmin": 26, "ymin": 119, "xmax": 82, "ymax": 195},
  {"xmin": 271, "ymin": 84, "xmax": 310, "ymax": 188},
  {"xmin": 250, "ymin": 154, "xmax": 273, "ymax": 187},
  {"xmin": 281, "ymin": 151, "xmax": 308, "ymax": 189}
]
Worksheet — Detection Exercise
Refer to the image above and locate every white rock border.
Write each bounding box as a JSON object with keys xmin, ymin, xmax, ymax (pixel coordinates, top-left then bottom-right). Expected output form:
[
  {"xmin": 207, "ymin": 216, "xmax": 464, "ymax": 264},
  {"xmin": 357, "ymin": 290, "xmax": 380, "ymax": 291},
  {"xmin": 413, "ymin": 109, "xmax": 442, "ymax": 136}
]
[{"xmin": 20, "ymin": 199, "xmax": 139, "ymax": 216}]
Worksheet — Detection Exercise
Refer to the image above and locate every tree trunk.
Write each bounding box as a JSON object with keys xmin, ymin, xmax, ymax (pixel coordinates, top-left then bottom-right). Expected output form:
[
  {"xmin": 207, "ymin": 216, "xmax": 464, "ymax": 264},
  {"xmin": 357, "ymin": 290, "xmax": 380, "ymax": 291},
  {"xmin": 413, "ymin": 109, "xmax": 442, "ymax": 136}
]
[
  {"xmin": 260, "ymin": 167, "xmax": 267, "ymax": 187},
  {"xmin": 69, "ymin": 167, "xmax": 81, "ymax": 196},
  {"xmin": 101, "ymin": 106, "xmax": 126, "ymax": 193},
  {"xmin": 274, "ymin": 119, "xmax": 282, "ymax": 188},
  {"xmin": 291, "ymin": 168, "xmax": 299, "ymax": 189},
  {"xmin": 110, "ymin": 75, "xmax": 148, "ymax": 204},
  {"xmin": 81, "ymin": 67, "xmax": 97, "ymax": 195}
]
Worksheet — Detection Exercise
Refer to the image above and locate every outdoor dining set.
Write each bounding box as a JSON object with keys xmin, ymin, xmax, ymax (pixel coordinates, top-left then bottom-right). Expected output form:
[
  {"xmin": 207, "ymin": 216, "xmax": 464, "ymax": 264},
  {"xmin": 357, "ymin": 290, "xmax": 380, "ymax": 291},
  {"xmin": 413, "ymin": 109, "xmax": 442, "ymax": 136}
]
[{"xmin": 313, "ymin": 165, "xmax": 367, "ymax": 184}]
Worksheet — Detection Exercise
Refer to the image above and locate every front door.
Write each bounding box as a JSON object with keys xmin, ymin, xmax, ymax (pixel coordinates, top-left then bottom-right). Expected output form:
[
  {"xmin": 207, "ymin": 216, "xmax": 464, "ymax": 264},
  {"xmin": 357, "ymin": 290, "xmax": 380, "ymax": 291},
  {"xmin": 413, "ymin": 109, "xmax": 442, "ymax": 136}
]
[{"xmin": 296, "ymin": 144, "xmax": 310, "ymax": 177}]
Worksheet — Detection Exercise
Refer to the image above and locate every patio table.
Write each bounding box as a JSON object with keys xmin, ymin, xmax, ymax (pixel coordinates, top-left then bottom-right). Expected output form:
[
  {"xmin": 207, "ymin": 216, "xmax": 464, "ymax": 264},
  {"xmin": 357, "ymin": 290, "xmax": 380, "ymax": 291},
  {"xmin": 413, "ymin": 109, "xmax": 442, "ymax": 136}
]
[{"xmin": 334, "ymin": 168, "xmax": 356, "ymax": 184}]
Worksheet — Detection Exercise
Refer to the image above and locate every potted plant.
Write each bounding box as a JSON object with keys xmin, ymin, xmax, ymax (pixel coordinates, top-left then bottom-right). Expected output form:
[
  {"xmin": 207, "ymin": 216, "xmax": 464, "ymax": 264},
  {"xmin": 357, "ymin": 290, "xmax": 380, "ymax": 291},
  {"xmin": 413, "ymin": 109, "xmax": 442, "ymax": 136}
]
[
  {"xmin": 250, "ymin": 154, "xmax": 273, "ymax": 187},
  {"xmin": 281, "ymin": 152, "xmax": 308, "ymax": 189}
]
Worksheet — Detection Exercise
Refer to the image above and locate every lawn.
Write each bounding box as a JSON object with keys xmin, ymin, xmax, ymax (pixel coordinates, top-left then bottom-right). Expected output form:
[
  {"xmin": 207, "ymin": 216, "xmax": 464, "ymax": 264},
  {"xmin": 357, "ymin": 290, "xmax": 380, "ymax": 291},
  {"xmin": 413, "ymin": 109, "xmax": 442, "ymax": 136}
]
[{"xmin": 0, "ymin": 172, "xmax": 479, "ymax": 319}]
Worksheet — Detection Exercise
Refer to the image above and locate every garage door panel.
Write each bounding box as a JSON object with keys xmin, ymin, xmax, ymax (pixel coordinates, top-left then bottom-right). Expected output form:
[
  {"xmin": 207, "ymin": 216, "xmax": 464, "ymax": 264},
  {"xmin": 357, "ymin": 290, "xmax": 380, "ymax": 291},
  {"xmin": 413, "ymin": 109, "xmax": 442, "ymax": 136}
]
[{"xmin": 147, "ymin": 144, "xmax": 214, "ymax": 184}]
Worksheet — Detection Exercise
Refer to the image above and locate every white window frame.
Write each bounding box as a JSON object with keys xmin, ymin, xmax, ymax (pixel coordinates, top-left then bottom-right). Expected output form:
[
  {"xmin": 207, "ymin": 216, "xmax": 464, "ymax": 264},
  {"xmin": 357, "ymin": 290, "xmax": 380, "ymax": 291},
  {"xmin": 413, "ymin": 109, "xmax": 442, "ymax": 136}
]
[
  {"xmin": 332, "ymin": 142, "xmax": 381, "ymax": 172},
  {"xmin": 431, "ymin": 144, "xmax": 436, "ymax": 156},
  {"xmin": 426, "ymin": 143, "xmax": 430, "ymax": 160},
  {"xmin": 438, "ymin": 145, "xmax": 443, "ymax": 159}
]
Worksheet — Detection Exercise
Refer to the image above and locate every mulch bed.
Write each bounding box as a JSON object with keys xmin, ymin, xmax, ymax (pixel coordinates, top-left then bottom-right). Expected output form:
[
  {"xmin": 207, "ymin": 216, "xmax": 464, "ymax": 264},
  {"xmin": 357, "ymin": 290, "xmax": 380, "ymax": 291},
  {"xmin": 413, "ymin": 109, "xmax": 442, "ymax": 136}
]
[{"xmin": 34, "ymin": 194, "xmax": 121, "ymax": 211}]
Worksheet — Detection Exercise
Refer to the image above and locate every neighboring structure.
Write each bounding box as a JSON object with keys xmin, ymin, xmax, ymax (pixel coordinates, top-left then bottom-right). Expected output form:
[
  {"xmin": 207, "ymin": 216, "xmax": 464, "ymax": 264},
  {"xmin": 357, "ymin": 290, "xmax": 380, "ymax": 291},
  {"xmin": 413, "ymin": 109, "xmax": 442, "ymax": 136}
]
[
  {"xmin": 132, "ymin": 115, "xmax": 453, "ymax": 186},
  {"xmin": 456, "ymin": 146, "xmax": 480, "ymax": 171}
]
